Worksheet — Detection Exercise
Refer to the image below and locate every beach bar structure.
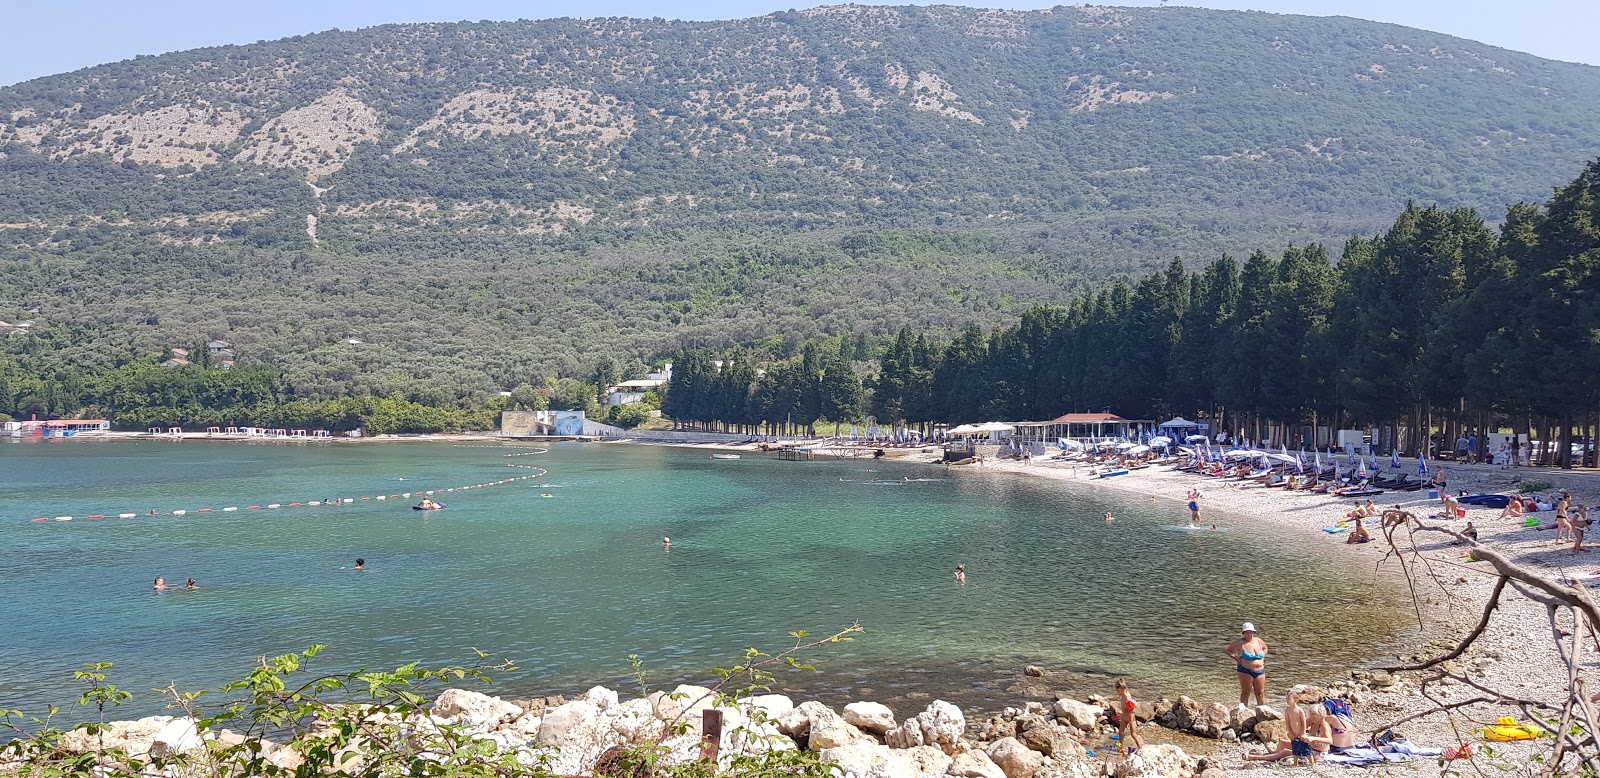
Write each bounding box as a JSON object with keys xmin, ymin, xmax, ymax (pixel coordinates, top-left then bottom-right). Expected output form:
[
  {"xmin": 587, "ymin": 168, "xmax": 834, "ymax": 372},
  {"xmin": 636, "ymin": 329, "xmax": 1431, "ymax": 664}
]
[
  {"xmin": 4, "ymin": 419, "xmax": 110, "ymax": 437},
  {"xmin": 1010, "ymin": 412, "xmax": 1155, "ymax": 448}
]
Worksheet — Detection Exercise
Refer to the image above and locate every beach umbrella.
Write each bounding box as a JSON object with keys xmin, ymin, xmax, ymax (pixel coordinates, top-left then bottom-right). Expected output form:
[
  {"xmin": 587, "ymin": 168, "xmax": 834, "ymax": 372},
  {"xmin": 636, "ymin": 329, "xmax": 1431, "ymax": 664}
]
[
  {"xmin": 1186, "ymin": 434, "xmax": 1208, "ymax": 443},
  {"xmin": 1391, "ymin": 448, "xmax": 1401, "ymax": 469},
  {"xmin": 1315, "ymin": 449, "xmax": 1323, "ymax": 471},
  {"xmin": 1357, "ymin": 459, "xmax": 1368, "ymax": 480},
  {"xmin": 1126, "ymin": 445, "xmax": 1150, "ymax": 455},
  {"xmin": 1419, "ymin": 453, "xmax": 1428, "ymax": 475},
  {"xmin": 1150, "ymin": 435, "xmax": 1173, "ymax": 447},
  {"xmin": 1370, "ymin": 450, "xmax": 1380, "ymax": 471}
]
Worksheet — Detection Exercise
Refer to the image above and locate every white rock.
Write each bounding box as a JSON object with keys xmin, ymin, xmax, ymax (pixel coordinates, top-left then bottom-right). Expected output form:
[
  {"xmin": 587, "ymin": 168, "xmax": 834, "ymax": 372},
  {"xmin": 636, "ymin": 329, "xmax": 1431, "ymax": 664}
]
[
  {"xmin": 1038, "ymin": 758, "xmax": 1098, "ymax": 778},
  {"xmin": 535, "ymin": 698, "xmax": 608, "ymax": 771},
  {"xmin": 985, "ymin": 736, "xmax": 1045, "ymax": 778},
  {"xmin": 779, "ymin": 704, "xmax": 814, "ymax": 739},
  {"xmin": 606, "ymin": 698, "xmax": 660, "ymax": 743},
  {"xmin": 947, "ymin": 750, "xmax": 1008, "ymax": 778},
  {"xmin": 844, "ymin": 701, "xmax": 898, "ymax": 735},
  {"xmin": 804, "ymin": 701, "xmax": 870, "ymax": 750},
  {"xmin": 433, "ymin": 688, "xmax": 523, "ymax": 731},
  {"xmin": 884, "ymin": 719, "xmax": 925, "ymax": 749},
  {"xmin": 149, "ymin": 717, "xmax": 203, "ymax": 757},
  {"xmin": 1113, "ymin": 743, "xmax": 1195, "ymax": 778},
  {"xmin": 1051, "ymin": 699, "xmax": 1101, "ymax": 732},
  {"xmin": 906, "ymin": 744, "xmax": 955, "ymax": 776},
  {"xmin": 822, "ymin": 741, "xmax": 901, "ymax": 778},
  {"xmin": 508, "ymin": 712, "xmax": 543, "ymax": 738},
  {"xmin": 916, "ymin": 700, "xmax": 966, "ymax": 755},
  {"xmin": 748, "ymin": 694, "xmax": 796, "ymax": 722},
  {"xmin": 579, "ymin": 685, "xmax": 619, "ymax": 711},
  {"xmin": 58, "ymin": 715, "xmax": 173, "ymax": 755},
  {"xmin": 650, "ymin": 684, "xmax": 714, "ymax": 722}
]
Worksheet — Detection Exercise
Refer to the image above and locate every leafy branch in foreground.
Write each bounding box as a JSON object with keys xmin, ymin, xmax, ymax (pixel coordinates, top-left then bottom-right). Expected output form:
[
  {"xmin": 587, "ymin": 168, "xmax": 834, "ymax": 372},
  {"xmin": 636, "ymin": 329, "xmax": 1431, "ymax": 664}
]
[{"xmin": 0, "ymin": 629, "xmax": 860, "ymax": 778}]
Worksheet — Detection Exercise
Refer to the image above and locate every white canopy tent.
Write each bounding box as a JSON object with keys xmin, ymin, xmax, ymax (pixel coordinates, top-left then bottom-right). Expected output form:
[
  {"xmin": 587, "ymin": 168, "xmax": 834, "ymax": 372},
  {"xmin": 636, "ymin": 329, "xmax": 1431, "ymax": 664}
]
[{"xmin": 1160, "ymin": 417, "xmax": 1199, "ymax": 428}]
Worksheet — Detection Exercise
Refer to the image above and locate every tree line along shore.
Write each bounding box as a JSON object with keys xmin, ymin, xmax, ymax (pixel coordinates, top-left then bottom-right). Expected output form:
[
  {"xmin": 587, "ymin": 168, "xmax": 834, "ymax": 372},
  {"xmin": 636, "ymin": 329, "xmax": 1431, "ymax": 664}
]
[{"xmin": 5, "ymin": 159, "xmax": 1600, "ymax": 462}]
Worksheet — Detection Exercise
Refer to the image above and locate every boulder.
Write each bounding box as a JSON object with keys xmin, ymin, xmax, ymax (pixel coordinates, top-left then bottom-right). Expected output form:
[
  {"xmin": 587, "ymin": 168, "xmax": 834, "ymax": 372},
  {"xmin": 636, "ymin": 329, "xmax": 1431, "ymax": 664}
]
[
  {"xmin": 58, "ymin": 715, "xmax": 174, "ymax": 755},
  {"xmin": 844, "ymin": 701, "xmax": 898, "ymax": 735},
  {"xmin": 578, "ymin": 686, "xmax": 619, "ymax": 711},
  {"xmin": 1113, "ymin": 743, "xmax": 1196, "ymax": 778},
  {"xmin": 821, "ymin": 741, "xmax": 899, "ymax": 778},
  {"xmin": 434, "ymin": 689, "xmax": 523, "ymax": 731},
  {"xmin": 1164, "ymin": 697, "xmax": 1200, "ymax": 731},
  {"xmin": 1016, "ymin": 720, "xmax": 1079, "ymax": 758},
  {"xmin": 947, "ymin": 750, "xmax": 1008, "ymax": 778},
  {"xmin": 1252, "ymin": 719, "xmax": 1287, "ymax": 745},
  {"xmin": 985, "ymin": 737, "xmax": 1045, "ymax": 778},
  {"xmin": 916, "ymin": 700, "xmax": 966, "ymax": 755},
  {"xmin": 907, "ymin": 744, "xmax": 955, "ymax": 776},
  {"xmin": 802, "ymin": 701, "xmax": 870, "ymax": 751},
  {"xmin": 884, "ymin": 719, "xmax": 925, "ymax": 749},
  {"xmin": 509, "ymin": 712, "xmax": 544, "ymax": 738},
  {"xmin": 605, "ymin": 698, "xmax": 658, "ymax": 743},
  {"xmin": 1133, "ymin": 701, "xmax": 1156, "ymax": 723},
  {"xmin": 1190, "ymin": 703, "xmax": 1230, "ymax": 739},
  {"xmin": 535, "ymin": 698, "xmax": 611, "ymax": 772},
  {"xmin": 748, "ymin": 694, "xmax": 796, "ymax": 723},
  {"xmin": 1226, "ymin": 706, "xmax": 1253, "ymax": 732},
  {"xmin": 1037, "ymin": 758, "xmax": 1099, "ymax": 778},
  {"xmin": 1050, "ymin": 699, "xmax": 1101, "ymax": 732},
  {"xmin": 1025, "ymin": 666, "xmax": 1047, "ymax": 678},
  {"xmin": 1252, "ymin": 705, "xmax": 1282, "ymax": 722},
  {"xmin": 649, "ymin": 684, "xmax": 714, "ymax": 722},
  {"xmin": 149, "ymin": 717, "xmax": 204, "ymax": 757}
]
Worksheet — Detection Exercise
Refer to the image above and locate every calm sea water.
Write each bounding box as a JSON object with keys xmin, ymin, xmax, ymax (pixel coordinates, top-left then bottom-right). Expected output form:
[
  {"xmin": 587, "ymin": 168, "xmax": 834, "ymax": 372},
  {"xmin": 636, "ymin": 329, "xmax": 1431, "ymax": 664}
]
[{"xmin": 1, "ymin": 439, "xmax": 1405, "ymax": 718}]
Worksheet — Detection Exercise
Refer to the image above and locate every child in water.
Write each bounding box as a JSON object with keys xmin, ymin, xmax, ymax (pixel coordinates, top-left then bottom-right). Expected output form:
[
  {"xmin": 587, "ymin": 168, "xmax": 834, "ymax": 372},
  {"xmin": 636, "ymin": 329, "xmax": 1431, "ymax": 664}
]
[{"xmin": 954, "ymin": 564, "xmax": 966, "ymax": 584}]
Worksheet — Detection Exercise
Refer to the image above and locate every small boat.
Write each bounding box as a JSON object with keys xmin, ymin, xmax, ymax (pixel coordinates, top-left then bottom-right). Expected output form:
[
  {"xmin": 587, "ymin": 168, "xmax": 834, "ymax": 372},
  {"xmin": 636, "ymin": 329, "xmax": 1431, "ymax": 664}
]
[
  {"xmin": 710, "ymin": 453, "xmax": 741, "ymax": 460},
  {"xmin": 1096, "ymin": 468, "xmax": 1130, "ymax": 478}
]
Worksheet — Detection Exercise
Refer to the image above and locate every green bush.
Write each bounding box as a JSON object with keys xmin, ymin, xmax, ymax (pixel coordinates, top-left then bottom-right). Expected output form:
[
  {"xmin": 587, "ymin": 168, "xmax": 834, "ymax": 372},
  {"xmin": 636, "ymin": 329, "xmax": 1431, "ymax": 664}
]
[{"xmin": 1518, "ymin": 478, "xmax": 1553, "ymax": 493}]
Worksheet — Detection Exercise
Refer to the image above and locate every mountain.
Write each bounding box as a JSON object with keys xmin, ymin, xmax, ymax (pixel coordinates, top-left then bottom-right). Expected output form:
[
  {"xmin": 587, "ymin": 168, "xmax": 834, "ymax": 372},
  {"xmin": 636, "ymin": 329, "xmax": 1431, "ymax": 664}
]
[{"xmin": 2, "ymin": 5, "xmax": 1598, "ymax": 397}]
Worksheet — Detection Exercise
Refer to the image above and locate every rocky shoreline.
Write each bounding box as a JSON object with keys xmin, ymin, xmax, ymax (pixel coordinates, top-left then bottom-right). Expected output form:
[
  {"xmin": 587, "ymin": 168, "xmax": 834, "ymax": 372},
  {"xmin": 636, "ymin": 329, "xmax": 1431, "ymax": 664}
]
[{"xmin": 38, "ymin": 657, "xmax": 1549, "ymax": 778}]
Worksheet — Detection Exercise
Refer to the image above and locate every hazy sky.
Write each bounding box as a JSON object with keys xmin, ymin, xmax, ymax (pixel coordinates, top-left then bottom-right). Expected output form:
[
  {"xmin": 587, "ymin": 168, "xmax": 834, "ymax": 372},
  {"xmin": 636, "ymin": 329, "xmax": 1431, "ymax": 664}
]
[{"xmin": 1, "ymin": 0, "xmax": 1594, "ymax": 88}]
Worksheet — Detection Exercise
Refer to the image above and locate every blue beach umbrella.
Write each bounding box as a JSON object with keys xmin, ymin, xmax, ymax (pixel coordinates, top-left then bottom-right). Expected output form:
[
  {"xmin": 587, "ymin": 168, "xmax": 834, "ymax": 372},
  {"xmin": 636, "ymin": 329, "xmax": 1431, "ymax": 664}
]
[
  {"xmin": 1391, "ymin": 448, "xmax": 1401, "ymax": 469},
  {"xmin": 1419, "ymin": 453, "xmax": 1429, "ymax": 476},
  {"xmin": 1370, "ymin": 450, "xmax": 1380, "ymax": 471},
  {"xmin": 1315, "ymin": 449, "xmax": 1323, "ymax": 471}
]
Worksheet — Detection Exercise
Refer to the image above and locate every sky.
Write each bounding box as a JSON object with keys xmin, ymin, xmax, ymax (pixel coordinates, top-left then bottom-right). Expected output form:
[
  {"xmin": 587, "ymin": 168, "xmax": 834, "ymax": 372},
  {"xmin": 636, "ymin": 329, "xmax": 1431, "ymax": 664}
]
[{"xmin": 0, "ymin": 0, "xmax": 1595, "ymax": 88}]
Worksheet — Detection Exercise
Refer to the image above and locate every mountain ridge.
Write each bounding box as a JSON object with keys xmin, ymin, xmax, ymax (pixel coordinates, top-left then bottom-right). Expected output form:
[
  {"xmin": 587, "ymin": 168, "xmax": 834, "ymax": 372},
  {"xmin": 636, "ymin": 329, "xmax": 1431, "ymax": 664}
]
[{"xmin": 2, "ymin": 5, "xmax": 1598, "ymax": 394}]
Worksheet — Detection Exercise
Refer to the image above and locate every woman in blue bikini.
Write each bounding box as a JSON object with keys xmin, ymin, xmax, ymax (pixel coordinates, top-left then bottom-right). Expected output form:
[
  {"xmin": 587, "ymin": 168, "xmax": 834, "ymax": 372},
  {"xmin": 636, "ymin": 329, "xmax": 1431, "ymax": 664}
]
[{"xmin": 1225, "ymin": 622, "xmax": 1269, "ymax": 708}]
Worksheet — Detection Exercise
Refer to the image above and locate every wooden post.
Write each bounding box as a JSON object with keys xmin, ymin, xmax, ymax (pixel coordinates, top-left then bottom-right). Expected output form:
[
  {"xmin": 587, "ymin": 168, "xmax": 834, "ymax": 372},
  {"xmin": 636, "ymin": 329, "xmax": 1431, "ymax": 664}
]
[{"xmin": 701, "ymin": 708, "xmax": 723, "ymax": 766}]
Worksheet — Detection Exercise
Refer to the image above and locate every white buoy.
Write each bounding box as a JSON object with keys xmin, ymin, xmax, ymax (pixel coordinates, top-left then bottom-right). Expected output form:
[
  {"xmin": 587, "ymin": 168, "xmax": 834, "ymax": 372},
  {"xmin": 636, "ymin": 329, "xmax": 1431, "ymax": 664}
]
[
  {"xmin": 173, "ymin": 510, "xmax": 187, "ymax": 516},
  {"xmin": 223, "ymin": 507, "xmax": 238, "ymax": 512},
  {"xmin": 267, "ymin": 504, "xmax": 281, "ymax": 508},
  {"xmin": 118, "ymin": 513, "xmax": 136, "ymax": 518},
  {"xmin": 54, "ymin": 516, "xmax": 72, "ymax": 521}
]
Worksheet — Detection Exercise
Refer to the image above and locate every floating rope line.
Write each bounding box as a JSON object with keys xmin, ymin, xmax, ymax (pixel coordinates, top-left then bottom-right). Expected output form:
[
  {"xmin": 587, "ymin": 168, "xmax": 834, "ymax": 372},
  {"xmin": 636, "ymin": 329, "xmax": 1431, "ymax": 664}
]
[{"xmin": 28, "ymin": 449, "xmax": 551, "ymax": 524}]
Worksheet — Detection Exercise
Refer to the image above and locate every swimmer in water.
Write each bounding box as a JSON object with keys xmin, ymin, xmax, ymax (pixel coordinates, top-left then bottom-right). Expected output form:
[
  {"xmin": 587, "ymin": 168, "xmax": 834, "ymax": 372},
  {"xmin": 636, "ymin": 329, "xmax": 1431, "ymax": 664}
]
[
  {"xmin": 954, "ymin": 564, "xmax": 966, "ymax": 584},
  {"xmin": 153, "ymin": 577, "xmax": 166, "ymax": 591},
  {"xmin": 1106, "ymin": 511, "xmax": 1115, "ymax": 523},
  {"xmin": 186, "ymin": 578, "xmax": 198, "ymax": 590},
  {"xmin": 148, "ymin": 508, "xmax": 157, "ymax": 516},
  {"xmin": 1188, "ymin": 495, "xmax": 1202, "ymax": 525},
  {"xmin": 663, "ymin": 537, "xmax": 671, "ymax": 549},
  {"xmin": 1211, "ymin": 524, "xmax": 1218, "ymax": 531},
  {"xmin": 354, "ymin": 558, "xmax": 365, "ymax": 571}
]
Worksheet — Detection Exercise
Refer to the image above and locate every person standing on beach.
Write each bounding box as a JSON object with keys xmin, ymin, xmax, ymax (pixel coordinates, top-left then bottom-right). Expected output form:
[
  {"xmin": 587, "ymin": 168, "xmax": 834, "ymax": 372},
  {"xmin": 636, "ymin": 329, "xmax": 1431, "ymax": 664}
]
[
  {"xmin": 1114, "ymin": 679, "xmax": 1144, "ymax": 755},
  {"xmin": 1556, "ymin": 494, "xmax": 1573, "ymax": 544},
  {"xmin": 1225, "ymin": 623, "xmax": 1268, "ymax": 708},
  {"xmin": 1573, "ymin": 506, "xmax": 1589, "ymax": 553}
]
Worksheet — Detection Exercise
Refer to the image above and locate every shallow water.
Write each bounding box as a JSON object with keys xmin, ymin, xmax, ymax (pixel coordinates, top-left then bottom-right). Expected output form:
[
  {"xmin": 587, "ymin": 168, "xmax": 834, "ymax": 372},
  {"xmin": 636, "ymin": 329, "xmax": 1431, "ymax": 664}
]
[{"xmin": 0, "ymin": 439, "xmax": 1405, "ymax": 717}]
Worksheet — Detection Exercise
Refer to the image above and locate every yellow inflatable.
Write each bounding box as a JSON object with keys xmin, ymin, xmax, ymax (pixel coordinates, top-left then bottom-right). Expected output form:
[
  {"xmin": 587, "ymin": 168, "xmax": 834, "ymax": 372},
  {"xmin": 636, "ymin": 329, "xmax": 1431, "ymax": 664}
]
[{"xmin": 1483, "ymin": 717, "xmax": 1541, "ymax": 741}]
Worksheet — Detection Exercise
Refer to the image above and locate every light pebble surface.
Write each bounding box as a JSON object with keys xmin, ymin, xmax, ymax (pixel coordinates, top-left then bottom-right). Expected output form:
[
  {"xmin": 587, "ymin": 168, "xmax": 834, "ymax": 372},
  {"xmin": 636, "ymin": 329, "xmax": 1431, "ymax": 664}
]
[{"xmin": 920, "ymin": 452, "xmax": 1584, "ymax": 773}]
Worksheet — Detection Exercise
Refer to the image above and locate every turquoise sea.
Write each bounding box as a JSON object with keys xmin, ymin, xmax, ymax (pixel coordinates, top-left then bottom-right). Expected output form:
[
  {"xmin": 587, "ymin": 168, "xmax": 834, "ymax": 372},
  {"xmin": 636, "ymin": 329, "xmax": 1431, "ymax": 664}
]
[{"xmin": 1, "ymin": 439, "xmax": 1405, "ymax": 717}]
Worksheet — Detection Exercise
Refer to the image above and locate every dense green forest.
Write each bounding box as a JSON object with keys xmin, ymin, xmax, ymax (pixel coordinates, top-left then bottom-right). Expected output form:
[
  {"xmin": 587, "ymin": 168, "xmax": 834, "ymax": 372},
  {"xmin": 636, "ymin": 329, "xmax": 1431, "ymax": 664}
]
[
  {"xmin": 5, "ymin": 158, "xmax": 1598, "ymax": 449},
  {"xmin": 1, "ymin": 6, "xmax": 1598, "ymax": 393},
  {"xmin": 660, "ymin": 158, "xmax": 1600, "ymax": 466}
]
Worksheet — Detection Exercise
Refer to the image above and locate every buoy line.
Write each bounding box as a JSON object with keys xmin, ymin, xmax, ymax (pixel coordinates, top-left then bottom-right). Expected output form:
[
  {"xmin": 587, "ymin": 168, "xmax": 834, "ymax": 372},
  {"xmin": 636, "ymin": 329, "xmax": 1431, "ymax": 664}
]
[{"xmin": 27, "ymin": 448, "xmax": 553, "ymax": 524}]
